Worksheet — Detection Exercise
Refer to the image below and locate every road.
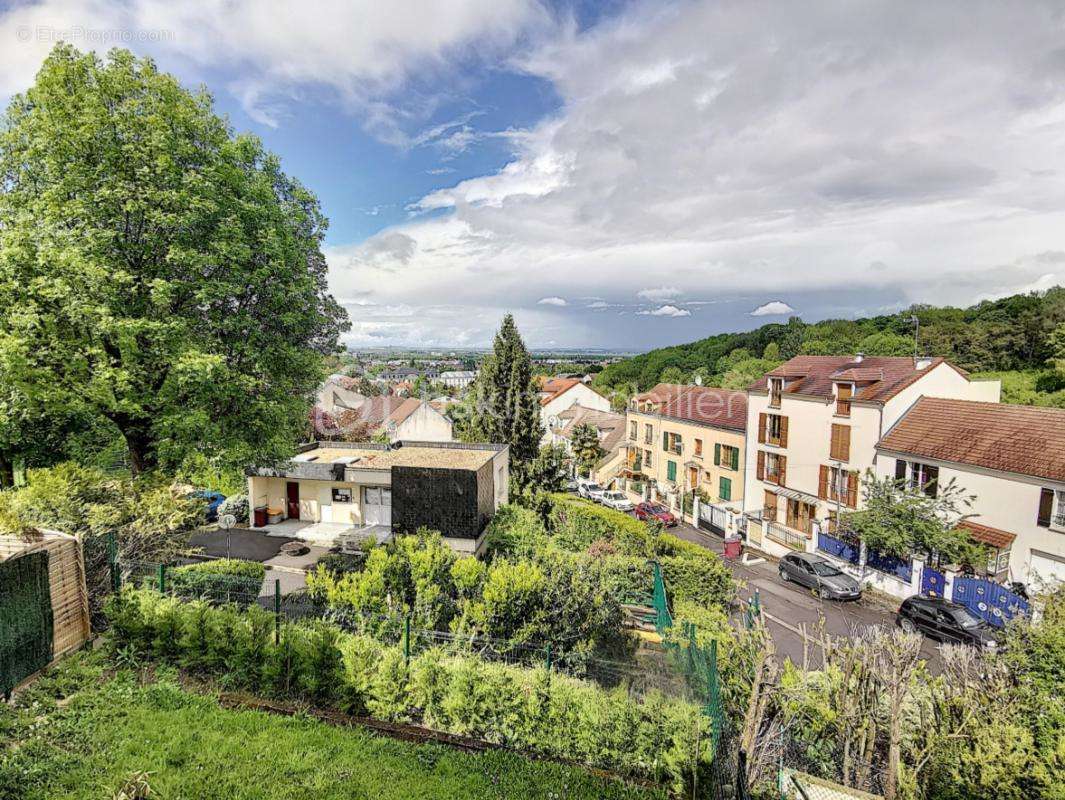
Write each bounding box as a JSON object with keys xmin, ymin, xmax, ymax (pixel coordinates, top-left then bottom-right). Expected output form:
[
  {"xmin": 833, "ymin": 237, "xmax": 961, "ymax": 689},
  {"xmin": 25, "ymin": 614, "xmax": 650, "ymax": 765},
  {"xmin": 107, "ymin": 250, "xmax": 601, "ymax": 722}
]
[{"xmin": 667, "ymin": 519, "xmax": 943, "ymax": 669}]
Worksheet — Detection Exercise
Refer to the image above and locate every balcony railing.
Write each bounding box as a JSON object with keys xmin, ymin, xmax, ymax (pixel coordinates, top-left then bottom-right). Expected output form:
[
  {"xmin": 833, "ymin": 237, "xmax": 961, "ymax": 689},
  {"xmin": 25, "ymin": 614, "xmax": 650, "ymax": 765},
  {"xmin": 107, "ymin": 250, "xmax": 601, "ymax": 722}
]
[{"xmin": 765, "ymin": 521, "xmax": 807, "ymax": 550}]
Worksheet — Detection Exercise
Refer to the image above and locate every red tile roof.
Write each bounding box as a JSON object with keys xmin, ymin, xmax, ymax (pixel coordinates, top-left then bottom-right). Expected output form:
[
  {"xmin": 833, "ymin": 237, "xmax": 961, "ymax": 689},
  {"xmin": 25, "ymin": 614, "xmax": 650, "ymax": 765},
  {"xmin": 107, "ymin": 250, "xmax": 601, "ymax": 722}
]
[
  {"xmin": 653, "ymin": 386, "xmax": 748, "ymax": 431},
  {"xmin": 632, "ymin": 383, "xmax": 688, "ymax": 405},
  {"xmin": 878, "ymin": 396, "xmax": 1065, "ymax": 482},
  {"xmin": 749, "ymin": 355, "xmax": 966, "ymax": 404},
  {"xmin": 957, "ymin": 520, "xmax": 1016, "ymax": 550},
  {"xmin": 538, "ymin": 377, "xmax": 600, "ymax": 407}
]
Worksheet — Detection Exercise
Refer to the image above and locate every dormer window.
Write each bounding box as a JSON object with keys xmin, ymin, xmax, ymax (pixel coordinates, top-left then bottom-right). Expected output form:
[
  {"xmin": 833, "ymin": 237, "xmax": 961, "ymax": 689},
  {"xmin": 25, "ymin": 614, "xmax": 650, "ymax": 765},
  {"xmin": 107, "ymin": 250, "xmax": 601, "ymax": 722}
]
[
  {"xmin": 835, "ymin": 383, "xmax": 853, "ymax": 417},
  {"xmin": 769, "ymin": 378, "xmax": 784, "ymax": 407}
]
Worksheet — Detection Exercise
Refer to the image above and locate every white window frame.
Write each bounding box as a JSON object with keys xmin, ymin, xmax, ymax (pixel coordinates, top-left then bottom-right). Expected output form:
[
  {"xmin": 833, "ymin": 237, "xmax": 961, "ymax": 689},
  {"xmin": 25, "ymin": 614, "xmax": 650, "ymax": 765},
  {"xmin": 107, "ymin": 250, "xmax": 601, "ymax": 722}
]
[{"xmin": 1052, "ymin": 489, "xmax": 1065, "ymax": 530}]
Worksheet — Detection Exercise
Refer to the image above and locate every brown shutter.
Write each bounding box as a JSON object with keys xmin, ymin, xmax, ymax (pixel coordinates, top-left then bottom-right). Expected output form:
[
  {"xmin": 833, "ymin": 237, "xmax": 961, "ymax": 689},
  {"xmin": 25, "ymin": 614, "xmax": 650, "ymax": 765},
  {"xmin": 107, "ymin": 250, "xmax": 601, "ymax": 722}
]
[
  {"xmin": 758, "ymin": 413, "xmax": 767, "ymax": 444},
  {"xmin": 818, "ymin": 465, "xmax": 829, "ymax": 499},
  {"xmin": 829, "ymin": 424, "xmax": 840, "ymax": 460},
  {"xmin": 895, "ymin": 459, "xmax": 907, "ymax": 482},
  {"xmin": 779, "ymin": 455, "xmax": 787, "ymax": 487},
  {"xmin": 846, "ymin": 471, "xmax": 859, "ymax": 508},
  {"xmin": 840, "ymin": 426, "xmax": 850, "ymax": 462},
  {"xmin": 756, "ymin": 450, "xmax": 765, "ymax": 481},
  {"xmin": 1038, "ymin": 488, "xmax": 1054, "ymax": 527},
  {"xmin": 779, "ymin": 416, "xmax": 789, "ymax": 448}
]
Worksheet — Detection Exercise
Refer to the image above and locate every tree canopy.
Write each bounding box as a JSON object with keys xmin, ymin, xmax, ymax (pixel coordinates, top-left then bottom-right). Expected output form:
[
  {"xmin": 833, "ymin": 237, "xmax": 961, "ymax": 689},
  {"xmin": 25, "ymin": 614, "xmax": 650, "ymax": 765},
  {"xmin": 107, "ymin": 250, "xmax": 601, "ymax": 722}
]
[{"xmin": 0, "ymin": 45, "xmax": 348, "ymax": 476}]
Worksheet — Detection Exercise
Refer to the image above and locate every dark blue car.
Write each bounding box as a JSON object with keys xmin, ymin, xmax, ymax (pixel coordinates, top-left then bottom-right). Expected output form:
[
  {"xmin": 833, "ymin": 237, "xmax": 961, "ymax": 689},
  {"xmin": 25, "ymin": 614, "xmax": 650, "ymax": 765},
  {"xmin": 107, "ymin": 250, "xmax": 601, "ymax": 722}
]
[{"xmin": 194, "ymin": 490, "xmax": 226, "ymax": 522}]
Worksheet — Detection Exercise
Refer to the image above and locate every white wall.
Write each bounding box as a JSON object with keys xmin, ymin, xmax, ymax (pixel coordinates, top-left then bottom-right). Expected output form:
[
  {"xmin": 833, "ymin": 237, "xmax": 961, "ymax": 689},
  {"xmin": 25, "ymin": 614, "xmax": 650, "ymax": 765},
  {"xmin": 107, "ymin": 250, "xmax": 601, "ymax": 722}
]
[
  {"xmin": 395, "ymin": 403, "xmax": 453, "ymax": 442},
  {"xmin": 875, "ymin": 451, "xmax": 1065, "ymax": 588},
  {"xmin": 247, "ymin": 476, "xmax": 364, "ymax": 525},
  {"xmin": 882, "ymin": 363, "xmax": 1000, "ymax": 429},
  {"xmin": 541, "ymin": 385, "xmax": 611, "ymax": 439}
]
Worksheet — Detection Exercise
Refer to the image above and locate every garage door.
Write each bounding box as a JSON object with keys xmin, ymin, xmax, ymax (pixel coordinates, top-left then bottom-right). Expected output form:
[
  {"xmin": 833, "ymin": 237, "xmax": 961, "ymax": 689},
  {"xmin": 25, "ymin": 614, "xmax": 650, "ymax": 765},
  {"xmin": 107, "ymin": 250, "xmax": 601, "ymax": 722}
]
[
  {"xmin": 363, "ymin": 487, "xmax": 392, "ymax": 527},
  {"xmin": 1029, "ymin": 551, "xmax": 1065, "ymax": 591}
]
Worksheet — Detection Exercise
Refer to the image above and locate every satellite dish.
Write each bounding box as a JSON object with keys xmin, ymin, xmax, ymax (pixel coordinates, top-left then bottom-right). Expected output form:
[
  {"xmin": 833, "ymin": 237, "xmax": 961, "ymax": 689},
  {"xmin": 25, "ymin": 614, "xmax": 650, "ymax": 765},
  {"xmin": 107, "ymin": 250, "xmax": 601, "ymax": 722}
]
[{"xmin": 220, "ymin": 514, "xmax": 237, "ymax": 531}]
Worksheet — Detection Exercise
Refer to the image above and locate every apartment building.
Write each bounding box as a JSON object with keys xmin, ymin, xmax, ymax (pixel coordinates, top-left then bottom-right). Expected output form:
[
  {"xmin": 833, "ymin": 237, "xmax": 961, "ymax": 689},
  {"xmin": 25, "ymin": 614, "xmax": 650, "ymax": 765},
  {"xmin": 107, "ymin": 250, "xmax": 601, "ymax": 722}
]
[
  {"xmin": 876, "ymin": 397, "xmax": 1065, "ymax": 590},
  {"xmin": 742, "ymin": 355, "xmax": 1000, "ymax": 557},
  {"xmin": 623, "ymin": 383, "xmax": 747, "ymax": 510}
]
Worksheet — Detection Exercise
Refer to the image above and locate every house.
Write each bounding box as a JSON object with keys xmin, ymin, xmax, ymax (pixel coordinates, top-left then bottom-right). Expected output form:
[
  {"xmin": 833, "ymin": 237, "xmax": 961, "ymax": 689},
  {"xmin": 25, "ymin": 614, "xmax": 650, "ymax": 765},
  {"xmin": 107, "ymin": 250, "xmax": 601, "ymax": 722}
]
[
  {"xmin": 546, "ymin": 404, "xmax": 628, "ymax": 485},
  {"xmin": 742, "ymin": 354, "xmax": 1000, "ymax": 559},
  {"xmin": 538, "ymin": 377, "xmax": 611, "ymax": 442},
  {"xmin": 247, "ymin": 441, "xmax": 509, "ymax": 554},
  {"xmin": 875, "ymin": 397, "xmax": 1065, "ymax": 591},
  {"xmin": 623, "ymin": 383, "xmax": 747, "ymax": 514},
  {"xmin": 317, "ymin": 375, "xmax": 367, "ymax": 417},
  {"xmin": 438, "ymin": 370, "xmax": 477, "ymax": 390},
  {"xmin": 311, "ymin": 396, "xmax": 454, "ymax": 443}
]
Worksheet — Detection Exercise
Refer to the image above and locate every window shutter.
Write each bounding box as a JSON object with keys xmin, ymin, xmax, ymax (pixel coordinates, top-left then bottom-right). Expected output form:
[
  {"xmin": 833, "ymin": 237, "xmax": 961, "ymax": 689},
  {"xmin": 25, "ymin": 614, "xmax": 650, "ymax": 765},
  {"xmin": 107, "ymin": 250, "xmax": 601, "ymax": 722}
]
[
  {"xmin": 895, "ymin": 459, "xmax": 907, "ymax": 482},
  {"xmin": 840, "ymin": 426, "xmax": 850, "ymax": 461},
  {"xmin": 818, "ymin": 465, "xmax": 829, "ymax": 499},
  {"xmin": 756, "ymin": 451, "xmax": 765, "ymax": 481},
  {"xmin": 779, "ymin": 455, "xmax": 787, "ymax": 487},
  {"xmin": 731, "ymin": 446, "xmax": 739, "ymax": 471},
  {"xmin": 662, "ymin": 431, "xmax": 669, "ymax": 450},
  {"xmin": 779, "ymin": 416, "xmax": 789, "ymax": 448},
  {"xmin": 758, "ymin": 413, "xmax": 767, "ymax": 444},
  {"xmin": 846, "ymin": 471, "xmax": 859, "ymax": 508},
  {"xmin": 720, "ymin": 477, "xmax": 731, "ymax": 501},
  {"xmin": 829, "ymin": 424, "xmax": 839, "ymax": 460},
  {"xmin": 924, "ymin": 465, "xmax": 939, "ymax": 498},
  {"xmin": 714, "ymin": 443, "xmax": 721, "ymax": 466},
  {"xmin": 1037, "ymin": 488, "xmax": 1054, "ymax": 527}
]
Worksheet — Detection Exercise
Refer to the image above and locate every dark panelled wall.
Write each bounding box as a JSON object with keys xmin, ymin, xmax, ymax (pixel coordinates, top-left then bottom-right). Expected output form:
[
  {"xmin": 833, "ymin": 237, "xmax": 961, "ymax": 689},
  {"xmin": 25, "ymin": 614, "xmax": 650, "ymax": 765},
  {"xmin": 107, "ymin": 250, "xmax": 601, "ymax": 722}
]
[{"xmin": 391, "ymin": 466, "xmax": 494, "ymax": 540}]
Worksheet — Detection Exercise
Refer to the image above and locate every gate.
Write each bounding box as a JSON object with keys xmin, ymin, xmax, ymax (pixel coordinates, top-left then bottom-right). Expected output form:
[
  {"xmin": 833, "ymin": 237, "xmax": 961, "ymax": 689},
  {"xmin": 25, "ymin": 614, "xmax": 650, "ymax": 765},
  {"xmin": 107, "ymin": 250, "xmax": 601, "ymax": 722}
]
[
  {"xmin": 951, "ymin": 576, "xmax": 1029, "ymax": 628},
  {"xmin": 698, "ymin": 502, "xmax": 727, "ymax": 535},
  {"xmin": 921, "ymin": 566, "xmax": 946, "ymax": 597}
]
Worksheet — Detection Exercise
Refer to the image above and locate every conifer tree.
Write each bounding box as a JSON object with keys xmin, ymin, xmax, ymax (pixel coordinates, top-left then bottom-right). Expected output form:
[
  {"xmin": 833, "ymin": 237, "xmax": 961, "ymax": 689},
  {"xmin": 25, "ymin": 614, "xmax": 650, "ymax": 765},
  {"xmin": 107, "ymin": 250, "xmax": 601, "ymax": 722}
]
[{"xmin": 471, "ymin": 315, "xmax": 543, "ymax": 483}]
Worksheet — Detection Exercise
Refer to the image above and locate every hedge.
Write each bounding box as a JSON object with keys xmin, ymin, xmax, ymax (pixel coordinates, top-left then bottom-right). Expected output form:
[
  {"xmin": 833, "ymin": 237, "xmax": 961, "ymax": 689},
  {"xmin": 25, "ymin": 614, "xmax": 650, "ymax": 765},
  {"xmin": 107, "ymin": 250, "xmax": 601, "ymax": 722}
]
[
  {"xmin": 170, "ymin": 559, "xmax": 266, "ymax": 605},
  {"xmin": 106, "ymin": 589, "xmax": 711, "ymax": 791}
]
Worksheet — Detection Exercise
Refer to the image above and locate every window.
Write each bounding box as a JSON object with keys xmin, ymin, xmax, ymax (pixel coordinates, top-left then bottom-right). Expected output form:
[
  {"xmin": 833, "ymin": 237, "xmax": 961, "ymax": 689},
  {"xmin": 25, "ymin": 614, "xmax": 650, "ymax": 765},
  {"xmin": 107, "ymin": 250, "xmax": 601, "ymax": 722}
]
[
  {"xmin": 715, "ymin": 443, "xmax": 740, "ymax": 471},
  {"xmin": 644, "ymin": 423, "xmax": 653, "ymax": 444},
  {"xmin": 835, "ymin": 383, "xmax": 853, "ymax": 417},
  {"xmin": 786, "ymin": 498, "xmax": 815, "ymax": 534},
  {"xmin": 629, "ymin": 421, "xmax": 637, "ymax": 440},
  {"xmin": 667, "ymin": 460, "xmax": 677, "ymax": 482},
  {"xmin": 829, "ymin": 423, "xmax": 851, "ymax": 462},
  {"xmin": 759, "ymin": 413, "xmax": 788, "ymax": 447},
  {"xmin": 719, "ymin": 476, "xmax": 732, "ymax": 501},
  {"xmin": 769, "ymin": 378, "xmax": 783, "ymax": 407},
  {"xmin": 894, "ymin": 459, "xmax": 938, "ymax": 498},
  {"xmin": 821, "ymin": 465, "xmax": 857, "ymax": 507},
  {"xmin": 694, "ymin": 438, "xmax": 703, "ymax": 457},
  {"xmin": 757, "ymin": 451, "xmax": 787, "ymax": 486},
  {"xmin": 1055, "ymin": 490, "xmax": 1065, "ymax": 529},
  {"xmin": 763, "ymin": 490, "xmax": 778, "ymax": 521},
  {"xmin": 644, "ymin": 448, "xmax": 653, "ymax": 468},
  {"xmin": 332, "ymin": 487, "xmax": 352, "ymax": 503},
  {"xmin": 688, "ymin": 466, "xmax": 699, "ymax": 488},
  {"xmin": 662, "ymin": 431, "xmax": 683, "ymax": 454}
]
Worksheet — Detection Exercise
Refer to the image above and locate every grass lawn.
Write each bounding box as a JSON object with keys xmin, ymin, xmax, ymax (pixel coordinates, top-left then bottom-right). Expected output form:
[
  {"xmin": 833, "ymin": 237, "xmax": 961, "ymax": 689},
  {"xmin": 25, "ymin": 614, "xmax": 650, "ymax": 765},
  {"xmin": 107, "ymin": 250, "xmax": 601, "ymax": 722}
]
[{"xmin": 0, "ymin": 653, "xmax": 663, "ymax": 800}]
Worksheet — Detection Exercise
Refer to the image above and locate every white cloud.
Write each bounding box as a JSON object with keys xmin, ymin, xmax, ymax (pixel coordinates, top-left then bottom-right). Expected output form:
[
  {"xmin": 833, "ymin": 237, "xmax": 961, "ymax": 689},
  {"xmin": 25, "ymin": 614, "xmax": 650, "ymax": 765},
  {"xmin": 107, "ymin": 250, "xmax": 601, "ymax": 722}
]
[
  {"xmin": 638, "ymin": 305, "xmax": 691, "ymax": 318},
  {"xmin": 537, "ymin": 296, "xmax": 567, "ymax": 306},
  {"xmin": 637, "ymin": 286, "xmax": 682, "ymax": 302},
  {"xmin": 750, "ymin": 301, "xmax": 796, "ymax": 317},
  {"xmin": 587, "ymin": 300, "xmax": 609, "ymax": 308}
]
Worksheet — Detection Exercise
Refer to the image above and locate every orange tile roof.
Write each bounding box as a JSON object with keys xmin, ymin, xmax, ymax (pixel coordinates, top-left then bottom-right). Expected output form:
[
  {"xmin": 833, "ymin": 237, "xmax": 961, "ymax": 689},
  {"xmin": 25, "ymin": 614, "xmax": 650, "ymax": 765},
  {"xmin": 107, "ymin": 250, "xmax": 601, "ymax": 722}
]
[
  {"xmin": 749, "ymin": 355, "xmax": 967, "ymax": 404},
  {"xmin": 957, "ymin": 520, "xmax": 1016, "ymax": 550},
  {"xmin": 632, "ymin": 383, "xmax": 688, "ymax": 405},
  {"xmin": 539, "ymin": 377, "xmax": 583, "ymax": 406},
  {"xmin": 659, "ymin": 386, "xmax": 748, "ymax": 431},
  {"xmin": 878, "ymin": 397, "xmax": 1065, "ymax": 482}
]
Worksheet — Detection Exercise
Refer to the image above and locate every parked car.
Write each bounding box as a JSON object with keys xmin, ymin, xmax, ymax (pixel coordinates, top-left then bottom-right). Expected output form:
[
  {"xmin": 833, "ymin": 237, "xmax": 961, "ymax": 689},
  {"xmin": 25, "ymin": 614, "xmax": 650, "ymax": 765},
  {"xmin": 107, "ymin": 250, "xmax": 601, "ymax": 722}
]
[
  {"xmin": 600, "ymin": 491, "xmax": 634, "ymax": 512},
  {"xmin": 777, "ymin": 552, "xmax": 862, "ymax": 600},
  {"xmin": 634, "ymin": 502, "xmax": 677, "ymax": 527},
  {"xmin": 193, "ymin": 489, "xmax": 226, "ymax": 522},
  {"xmin": 896, "ymin": 595, "xmax": 1001, "ymax": 649},
  {"xmin": 578, "ymin": 481, "xmax": 607, "ymax": 503},
  {"xmin": 565, "ymin": 477, "xmax": 579, "ymax": 493}
]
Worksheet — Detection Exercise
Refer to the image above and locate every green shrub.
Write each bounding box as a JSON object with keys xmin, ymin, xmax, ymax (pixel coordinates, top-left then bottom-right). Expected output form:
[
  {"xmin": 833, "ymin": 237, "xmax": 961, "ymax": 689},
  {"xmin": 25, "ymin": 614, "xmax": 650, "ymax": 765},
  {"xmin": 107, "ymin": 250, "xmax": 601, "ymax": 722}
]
[
  {"xmin": 217, "ymin": 493, "xmax": 249, "ymax": 524},
  {"xmin": 548, "ymin": 494, "xmax": 656, "ymax": 556},
  {"xmin": 105, "ymin": 588, "xmax": 709, "ymax": 788},
  {"xmin": 170, "ymin": 559, "xmax": 266, "ymax": 605}
]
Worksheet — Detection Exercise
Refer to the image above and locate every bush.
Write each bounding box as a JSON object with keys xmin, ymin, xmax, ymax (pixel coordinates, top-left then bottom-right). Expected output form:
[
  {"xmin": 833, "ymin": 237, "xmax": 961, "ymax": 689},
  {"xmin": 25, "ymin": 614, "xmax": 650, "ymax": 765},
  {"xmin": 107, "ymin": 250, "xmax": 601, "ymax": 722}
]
[
  {"xmin": 217, "ymin": 493, "xmax": 249, "ymax": 524},
  {"xmin": 105, "ymin": 588, "xmax": 709, "ymax": 789},
  {"xmin": 170, "ymin": 559, "xmax": 265, "ymax": 605}
]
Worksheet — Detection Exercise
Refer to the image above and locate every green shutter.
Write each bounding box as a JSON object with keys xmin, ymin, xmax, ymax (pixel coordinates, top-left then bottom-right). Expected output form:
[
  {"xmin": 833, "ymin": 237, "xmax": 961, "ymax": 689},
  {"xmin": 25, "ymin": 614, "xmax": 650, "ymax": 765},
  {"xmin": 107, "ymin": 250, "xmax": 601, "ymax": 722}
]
[
  {"xmin": 731, "ymin": 446, "xmax": 739, "ymax": 471},
  {"xmin": 714, "ymin": 443, "xmax": 721, "ymax": 466},
  {"xmin": 719, "ymin": 477, "xmax": 731, "ymax": 501},
  {"xmin": 667, "ymin": 460, "xmax": 677, "ymax": 482},
  {"xmin": 662, "ymin": 431, "xmax": 669, "ymax": 450}
]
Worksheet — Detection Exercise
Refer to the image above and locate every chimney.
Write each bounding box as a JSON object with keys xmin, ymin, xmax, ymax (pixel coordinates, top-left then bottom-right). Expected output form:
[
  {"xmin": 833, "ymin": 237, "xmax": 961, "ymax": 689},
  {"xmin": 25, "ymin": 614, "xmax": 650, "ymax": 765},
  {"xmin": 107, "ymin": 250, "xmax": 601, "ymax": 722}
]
[
  {"xmin": 914, "ymin": 356, "xmax": 933, "ymax": 370},
  {"xmin": 854, "ymin": 352, "xmax": 864, "ymax": 364}
]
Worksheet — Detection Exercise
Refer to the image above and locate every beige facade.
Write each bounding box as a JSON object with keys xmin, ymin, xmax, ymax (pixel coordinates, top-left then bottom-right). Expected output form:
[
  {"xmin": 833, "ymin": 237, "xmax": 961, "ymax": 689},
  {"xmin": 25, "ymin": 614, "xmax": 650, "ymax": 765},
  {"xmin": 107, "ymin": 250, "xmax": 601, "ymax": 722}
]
[
  {"xmin": 742, "ymin": 356, "xmax": 1001, "ymax": 558},
  {"xmin": 623, "ymin": 385, "xmax": 747, "ymax": 511}
]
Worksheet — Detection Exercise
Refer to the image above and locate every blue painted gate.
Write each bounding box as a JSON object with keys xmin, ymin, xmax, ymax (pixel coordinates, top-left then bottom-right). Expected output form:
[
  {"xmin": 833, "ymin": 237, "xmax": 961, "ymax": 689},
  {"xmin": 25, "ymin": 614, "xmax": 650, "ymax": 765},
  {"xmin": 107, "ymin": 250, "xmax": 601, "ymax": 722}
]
[
  {"xmin": 951, "ymin": 576, "xmax": 1029, "ymax": 628},
  {"xmin": 921, "ymin": 566, "xmax": 946, "ymax": 597}
]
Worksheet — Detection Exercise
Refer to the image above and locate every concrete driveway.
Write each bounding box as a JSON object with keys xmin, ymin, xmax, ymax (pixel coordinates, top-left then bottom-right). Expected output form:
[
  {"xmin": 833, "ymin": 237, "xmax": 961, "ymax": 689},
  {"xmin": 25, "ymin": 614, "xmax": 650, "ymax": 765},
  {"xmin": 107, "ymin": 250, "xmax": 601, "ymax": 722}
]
[{"xmin": 188, "ymin": 527, "xmax": 329, "ymax": 597}]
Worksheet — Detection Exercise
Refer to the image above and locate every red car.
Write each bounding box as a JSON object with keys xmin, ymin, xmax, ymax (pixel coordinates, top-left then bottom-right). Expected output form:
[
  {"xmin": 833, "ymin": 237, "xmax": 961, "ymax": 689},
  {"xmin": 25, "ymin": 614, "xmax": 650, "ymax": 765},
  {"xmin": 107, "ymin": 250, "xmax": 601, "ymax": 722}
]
[{"xmin": 634, "ymin": 502, "xmax": 677, "ymax": 527}]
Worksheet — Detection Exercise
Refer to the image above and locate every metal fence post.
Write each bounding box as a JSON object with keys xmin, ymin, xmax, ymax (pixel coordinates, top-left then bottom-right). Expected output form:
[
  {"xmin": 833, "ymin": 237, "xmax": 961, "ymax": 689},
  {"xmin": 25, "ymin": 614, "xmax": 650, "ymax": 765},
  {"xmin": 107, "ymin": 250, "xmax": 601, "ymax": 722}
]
[
  {"xmin": 157, "ymin": 564, "xmax": 166, "ymax": 594},
  {"xmin": 403, "ymin": 614, "xmax": 411, "ymax": 665},
  {"xmin": 274, "ymin": 579, "xmax": 281, "ymax": 644}
]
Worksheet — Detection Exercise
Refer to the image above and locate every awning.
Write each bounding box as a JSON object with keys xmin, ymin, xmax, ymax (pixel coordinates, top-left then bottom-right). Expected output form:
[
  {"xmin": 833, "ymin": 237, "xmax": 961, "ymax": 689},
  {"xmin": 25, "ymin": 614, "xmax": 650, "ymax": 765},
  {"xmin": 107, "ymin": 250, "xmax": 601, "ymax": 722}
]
[
  {"xmin": 772, "ymin": 486, "xmax": 821, "ymax": 505},
  {"xmin": 957, "ymin": 520, "xmax": 1016, "ymax": 550}
]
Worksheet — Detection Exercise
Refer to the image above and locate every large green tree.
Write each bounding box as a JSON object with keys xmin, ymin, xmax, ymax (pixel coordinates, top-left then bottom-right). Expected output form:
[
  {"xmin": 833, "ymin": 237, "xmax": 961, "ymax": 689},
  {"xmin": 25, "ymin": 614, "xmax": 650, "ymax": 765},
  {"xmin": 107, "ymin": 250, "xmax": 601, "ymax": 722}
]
[
  {"xmin": 569, "ymin": 423, "xmax": 604, "ymax": 477},
  {"xmin": 470, "ymin": 314, "xmax": 542, "ymax": 482},
  {"xmin": 0, "ymin": 45, "xmax": 348, "ymax": 475}
]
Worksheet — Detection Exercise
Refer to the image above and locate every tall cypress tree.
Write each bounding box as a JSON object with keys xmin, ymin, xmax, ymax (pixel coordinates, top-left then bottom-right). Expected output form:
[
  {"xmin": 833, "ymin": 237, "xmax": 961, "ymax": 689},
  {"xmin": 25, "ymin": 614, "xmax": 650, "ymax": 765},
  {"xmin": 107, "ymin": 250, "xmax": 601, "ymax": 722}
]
[{"xmin": 471, "ymin": 315, "xmax": 543, "ymax": 481}]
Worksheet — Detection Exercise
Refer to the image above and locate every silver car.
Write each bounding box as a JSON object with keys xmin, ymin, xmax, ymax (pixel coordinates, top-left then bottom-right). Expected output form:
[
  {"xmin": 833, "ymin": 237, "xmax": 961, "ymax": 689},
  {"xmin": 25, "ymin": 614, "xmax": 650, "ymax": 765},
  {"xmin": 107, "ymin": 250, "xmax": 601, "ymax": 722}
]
[
  {"xmin": 578, "ymin": 481, "xmax": 606, "ymax": 503},
  {"xmin": 600, "ymin": 490, "xmax": 634, "ymax": 512},
  {"xmin": 778, "ymin": 552, "xmax": 862, "ymax": 600}
]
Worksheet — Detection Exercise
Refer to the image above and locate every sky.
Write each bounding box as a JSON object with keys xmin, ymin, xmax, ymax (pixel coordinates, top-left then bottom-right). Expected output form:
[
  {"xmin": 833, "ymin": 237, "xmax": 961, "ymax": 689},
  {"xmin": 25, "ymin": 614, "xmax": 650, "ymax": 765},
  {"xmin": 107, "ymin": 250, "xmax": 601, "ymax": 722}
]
[{"xmin": 3, "ymin": 1, "xmax": 1065, "ymax": 351}]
